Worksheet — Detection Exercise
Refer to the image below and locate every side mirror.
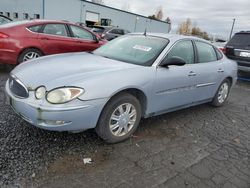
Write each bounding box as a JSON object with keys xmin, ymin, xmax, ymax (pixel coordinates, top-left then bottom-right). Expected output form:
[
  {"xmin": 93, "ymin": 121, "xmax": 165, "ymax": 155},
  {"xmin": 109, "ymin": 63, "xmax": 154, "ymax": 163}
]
[{"xmin": 160, "ymin": 56, "xmax": 186, "ymax": 67}]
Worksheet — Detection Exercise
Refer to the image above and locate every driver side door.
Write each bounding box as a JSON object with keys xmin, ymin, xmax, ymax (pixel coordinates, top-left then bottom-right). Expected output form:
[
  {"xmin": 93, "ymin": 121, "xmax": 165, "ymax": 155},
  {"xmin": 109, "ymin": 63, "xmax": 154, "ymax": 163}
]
[{"xmin": 153, "ymin": 40, "xmax": 198, "ymax": 113}]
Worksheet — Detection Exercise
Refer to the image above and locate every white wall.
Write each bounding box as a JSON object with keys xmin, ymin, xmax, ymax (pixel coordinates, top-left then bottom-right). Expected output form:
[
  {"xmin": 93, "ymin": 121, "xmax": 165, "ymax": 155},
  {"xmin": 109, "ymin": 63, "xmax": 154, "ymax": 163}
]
[{"xmin": 0, "ymin": 0, "xmax": 42, "ymax": 20}]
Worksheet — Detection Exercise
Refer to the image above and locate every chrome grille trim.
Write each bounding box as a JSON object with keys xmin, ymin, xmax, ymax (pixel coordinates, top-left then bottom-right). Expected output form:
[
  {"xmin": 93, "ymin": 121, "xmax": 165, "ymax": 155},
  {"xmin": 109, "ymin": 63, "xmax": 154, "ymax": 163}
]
[{"xmin": 9, "ymin": 74, "xmax": 29, "ymax": 99}]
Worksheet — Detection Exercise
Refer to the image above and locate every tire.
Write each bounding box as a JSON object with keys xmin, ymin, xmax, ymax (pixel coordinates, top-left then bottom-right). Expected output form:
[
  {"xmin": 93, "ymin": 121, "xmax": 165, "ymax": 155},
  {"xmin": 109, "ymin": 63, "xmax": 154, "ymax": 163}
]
[
  {"xmin": 5, "ymin": 64, "xmax": 15, "ymax": 72},
  {"xmin": 18, "ymin": 48, "xmax": 43, "ymax": 64},
  {"xmin": 95, "ymin": 93, "xmax": 142, "ymax": 143},
  {"xmin": 211, "ymin": 79, "xmax": 231, "ymax": 107}
]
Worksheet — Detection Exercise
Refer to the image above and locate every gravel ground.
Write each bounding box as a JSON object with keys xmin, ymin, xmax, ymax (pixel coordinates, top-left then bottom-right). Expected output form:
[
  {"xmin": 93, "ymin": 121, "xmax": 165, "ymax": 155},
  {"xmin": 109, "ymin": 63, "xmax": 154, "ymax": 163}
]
[{"xmin": 0, "ymin": 68, "xmax": 250, "ymax": 188}]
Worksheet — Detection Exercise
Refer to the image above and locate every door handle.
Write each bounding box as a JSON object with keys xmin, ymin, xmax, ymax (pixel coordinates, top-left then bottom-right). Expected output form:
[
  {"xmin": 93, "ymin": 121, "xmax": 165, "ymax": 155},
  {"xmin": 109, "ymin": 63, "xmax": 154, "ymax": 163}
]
[
  {"xmin": 188, "ymin": 71, "xmax": 196, "ymax": 76},
  {"xmin": 217, "ymin": 68, "xmax": 224, "ymax": 73}
]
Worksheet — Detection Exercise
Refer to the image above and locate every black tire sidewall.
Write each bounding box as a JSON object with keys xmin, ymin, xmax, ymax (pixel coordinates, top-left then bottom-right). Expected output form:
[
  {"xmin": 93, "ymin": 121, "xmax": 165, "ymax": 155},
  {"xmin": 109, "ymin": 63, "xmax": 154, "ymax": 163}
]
[
  {"xmin": 96, "ymin": 93, "xmax": 142, "ymax": 143},
  {"xmin": 18, "ymin": 48, "xmax": 43, "ymax": 64},
  {"xmin": 212, "ymin": 79, "xmax": 231, "ymax": 107}
]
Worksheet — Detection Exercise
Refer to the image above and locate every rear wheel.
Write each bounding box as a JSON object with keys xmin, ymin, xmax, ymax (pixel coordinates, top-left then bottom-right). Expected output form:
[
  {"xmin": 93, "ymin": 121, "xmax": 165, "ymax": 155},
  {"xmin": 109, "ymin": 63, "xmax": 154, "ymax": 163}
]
[
  {"xmin": 211, "ymin": 79, "xmax": 231, "ymax": 107},
  {"xmin": 18, "ymin": 48, "xmax": 43, "ymax": 64},
  {"xmin": 95, "ymin": 93, "xmax": 141, "ymax": 143}
]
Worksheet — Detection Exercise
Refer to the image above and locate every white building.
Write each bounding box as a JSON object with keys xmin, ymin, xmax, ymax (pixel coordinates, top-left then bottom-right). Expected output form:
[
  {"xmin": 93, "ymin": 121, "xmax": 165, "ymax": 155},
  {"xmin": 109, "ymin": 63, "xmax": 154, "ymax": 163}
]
[{"xmin": 0, "ymin": 0, "xmax": 171, "ymax": 33}]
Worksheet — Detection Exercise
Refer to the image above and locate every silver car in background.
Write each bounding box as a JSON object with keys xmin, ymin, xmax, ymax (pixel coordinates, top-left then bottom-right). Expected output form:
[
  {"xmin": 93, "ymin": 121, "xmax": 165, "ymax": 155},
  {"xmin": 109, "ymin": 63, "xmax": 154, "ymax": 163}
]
[{"xmin": 6, "ymin": 33, "xmax": 237, "ymax": 143}]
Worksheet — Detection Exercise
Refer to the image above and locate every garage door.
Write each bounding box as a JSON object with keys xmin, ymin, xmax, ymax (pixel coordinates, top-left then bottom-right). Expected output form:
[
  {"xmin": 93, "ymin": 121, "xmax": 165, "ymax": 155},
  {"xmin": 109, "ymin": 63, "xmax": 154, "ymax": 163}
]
[{"xmin": 86, "ymin": 11, "xmax": 99, "ymax": 22}]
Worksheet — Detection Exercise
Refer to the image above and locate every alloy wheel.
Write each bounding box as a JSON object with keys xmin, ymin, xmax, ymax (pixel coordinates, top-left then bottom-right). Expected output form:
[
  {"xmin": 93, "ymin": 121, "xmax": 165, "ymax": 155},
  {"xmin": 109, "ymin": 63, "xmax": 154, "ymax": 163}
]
[
  {"xmin": 23, "ymin": 52, "xmax": 40, "ymax": 62},
  {"xmin": 109, "ymin": 103, "xmax": 137, "ymax": 137},
  {"xmin": 218, "ymin": 82, "xmax": 229, "ymax": 104}
]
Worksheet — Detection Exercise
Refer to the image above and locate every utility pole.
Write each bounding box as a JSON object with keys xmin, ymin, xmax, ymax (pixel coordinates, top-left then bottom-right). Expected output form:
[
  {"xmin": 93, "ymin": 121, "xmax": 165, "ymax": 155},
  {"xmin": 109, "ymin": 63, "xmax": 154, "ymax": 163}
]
[
  {"xmin": 42, "ymin": 0, "xmax": 45, "ymax": 19},
  {"xmin": 229, "ymin": 18, "xmax": 236, "ymax": 40}
]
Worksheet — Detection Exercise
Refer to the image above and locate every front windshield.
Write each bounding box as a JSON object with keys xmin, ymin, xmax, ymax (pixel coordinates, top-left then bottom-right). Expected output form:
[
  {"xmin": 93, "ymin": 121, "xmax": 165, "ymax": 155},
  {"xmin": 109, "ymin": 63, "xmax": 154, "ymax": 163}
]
[{"xmin": 93, "ymin": 35, "xmax": 168, "ymax": 66}]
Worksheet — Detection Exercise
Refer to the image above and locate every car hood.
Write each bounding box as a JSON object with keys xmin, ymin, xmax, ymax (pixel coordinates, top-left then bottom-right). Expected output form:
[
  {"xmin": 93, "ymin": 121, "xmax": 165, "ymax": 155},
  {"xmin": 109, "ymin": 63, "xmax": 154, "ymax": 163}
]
[{"xmin": 11, "ymin": 52, "xmax": 139, "ymax": 90}]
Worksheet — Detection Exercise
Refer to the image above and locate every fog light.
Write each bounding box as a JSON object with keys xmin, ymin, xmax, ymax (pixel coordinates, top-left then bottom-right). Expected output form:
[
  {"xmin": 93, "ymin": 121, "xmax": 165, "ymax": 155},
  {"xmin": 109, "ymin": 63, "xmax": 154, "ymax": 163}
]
[
  {"xmin": 38, "ymin": 119, "xmax": 71, "ymax": 126},
  {"xmin": 35, "ymin": 86, "xmax": 46, "ymax": 99}
]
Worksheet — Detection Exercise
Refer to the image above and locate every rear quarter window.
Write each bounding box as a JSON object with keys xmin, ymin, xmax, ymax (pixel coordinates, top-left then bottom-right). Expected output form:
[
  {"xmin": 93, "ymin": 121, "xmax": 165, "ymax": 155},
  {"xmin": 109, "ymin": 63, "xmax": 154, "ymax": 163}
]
[
  {"xmin": 215, "ymin": 47, "xmax": 223, "ymax": 60},
  {"xmin": 27, "ymin": 25, "xmax": 42, "ymax": 33}
]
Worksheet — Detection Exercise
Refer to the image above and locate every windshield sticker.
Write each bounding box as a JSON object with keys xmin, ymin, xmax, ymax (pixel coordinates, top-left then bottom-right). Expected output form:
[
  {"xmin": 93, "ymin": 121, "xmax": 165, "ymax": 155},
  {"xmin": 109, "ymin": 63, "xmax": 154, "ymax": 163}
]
[{"xmin": 133, "ymin": 45, "xmax": 152, "ymax": 52}]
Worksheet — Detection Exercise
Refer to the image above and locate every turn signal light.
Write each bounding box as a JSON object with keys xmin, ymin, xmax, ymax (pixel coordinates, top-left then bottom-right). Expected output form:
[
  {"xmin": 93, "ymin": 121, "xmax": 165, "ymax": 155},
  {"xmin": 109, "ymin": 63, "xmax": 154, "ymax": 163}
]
[{"xmin": 0, "ymin": 32, "xmax": 9, "ymax": 38}]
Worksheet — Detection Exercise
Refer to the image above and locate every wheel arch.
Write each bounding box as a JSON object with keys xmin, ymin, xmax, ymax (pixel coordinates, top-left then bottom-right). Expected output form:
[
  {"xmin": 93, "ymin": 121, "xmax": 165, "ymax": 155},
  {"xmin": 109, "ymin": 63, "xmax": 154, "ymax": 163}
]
[
  {"xmin": 225, "ymin": 76, "xmax": 233, "ymax": 86},
  {"xmin": 103, "ymin": 88, "xmax": 148, "ymax": 117}
]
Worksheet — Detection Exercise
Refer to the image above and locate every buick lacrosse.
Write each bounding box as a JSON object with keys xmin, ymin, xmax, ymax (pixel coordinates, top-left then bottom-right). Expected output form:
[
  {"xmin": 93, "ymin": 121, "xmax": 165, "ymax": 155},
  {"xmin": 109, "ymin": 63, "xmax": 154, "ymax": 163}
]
[{"xmin": 6, "ymin": 33, "xmax": 237, "ymax": 143}]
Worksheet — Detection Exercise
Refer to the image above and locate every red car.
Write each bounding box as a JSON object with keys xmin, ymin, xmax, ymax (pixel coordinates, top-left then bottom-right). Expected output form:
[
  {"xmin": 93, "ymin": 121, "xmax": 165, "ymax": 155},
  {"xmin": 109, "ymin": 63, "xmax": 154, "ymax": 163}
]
[{"xmin": 0, "ymin": 20, "xmax": 106, "ymax": 66}]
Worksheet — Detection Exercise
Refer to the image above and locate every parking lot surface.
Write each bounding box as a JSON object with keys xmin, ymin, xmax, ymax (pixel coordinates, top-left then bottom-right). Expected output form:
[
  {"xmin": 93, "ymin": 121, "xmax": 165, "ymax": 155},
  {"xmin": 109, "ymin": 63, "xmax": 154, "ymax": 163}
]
[{"xmin": 0, "ymin": 69, "xmax": 250, "ymax": 188}]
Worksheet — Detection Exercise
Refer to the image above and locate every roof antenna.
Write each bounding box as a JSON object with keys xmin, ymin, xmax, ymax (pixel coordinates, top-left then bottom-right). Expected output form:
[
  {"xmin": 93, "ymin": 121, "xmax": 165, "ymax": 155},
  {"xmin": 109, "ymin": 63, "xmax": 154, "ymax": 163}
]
[{"xmin": 143, "ymin": 28, "xmax": 147, "ymax": 36}]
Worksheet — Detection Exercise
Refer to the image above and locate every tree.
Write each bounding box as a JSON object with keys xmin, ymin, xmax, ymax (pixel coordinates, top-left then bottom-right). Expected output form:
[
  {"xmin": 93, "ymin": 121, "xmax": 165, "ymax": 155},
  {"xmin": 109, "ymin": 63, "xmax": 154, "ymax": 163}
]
[
  {"xmin": 177, "ymin": 18, "xmax": 192, "ymax": 35},
  {"xmin": 91, "ymin": 0, "xmax": 104, "ymax": 5},
  {"xmin": 148, "ymin": 15, "xmax": 157, "ymax": 20},
  {"xmin": 177, "ymin": 18, "xmax": 211, "ymax": 40},
  {"xmin": 155, "ymin": 6, "xmax": 163, "ymax": 20}
]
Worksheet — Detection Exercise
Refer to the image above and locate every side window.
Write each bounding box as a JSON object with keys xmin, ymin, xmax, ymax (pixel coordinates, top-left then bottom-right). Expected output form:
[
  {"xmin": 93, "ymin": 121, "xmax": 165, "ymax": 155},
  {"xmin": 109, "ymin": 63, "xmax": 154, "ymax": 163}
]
[
  {"xmin": 27, "ymin": 25, "xmax": 42, "ymax": 33},
  {"xmin": 70, "ymin": 25, "xmax": 94, "ymax": 40},
  {"xmin": 43, "ymin": 24, "xmax": 68, "ymax": 37},
  {"xmin": 195, "ymin": 41, "xmax": 217, "ymax": 63},
  {"xmin": 110, "ymin": 29, "xmax": 123, "ymax": 35},
  {"xmin": 167, "ymin": 40, "xmax": 194, "ymax": 64}
]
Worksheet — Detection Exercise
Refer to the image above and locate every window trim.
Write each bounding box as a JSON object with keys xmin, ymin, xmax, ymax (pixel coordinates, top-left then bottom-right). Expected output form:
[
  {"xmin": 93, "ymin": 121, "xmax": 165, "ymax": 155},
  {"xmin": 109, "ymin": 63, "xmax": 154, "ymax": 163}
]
[
  {"xmin": 193, "ymin": 40, "xmax": 219, "ymax": 63},
  {"xmin": 40, "ymin": 23, "xmax": 71, "ymax": 38}
]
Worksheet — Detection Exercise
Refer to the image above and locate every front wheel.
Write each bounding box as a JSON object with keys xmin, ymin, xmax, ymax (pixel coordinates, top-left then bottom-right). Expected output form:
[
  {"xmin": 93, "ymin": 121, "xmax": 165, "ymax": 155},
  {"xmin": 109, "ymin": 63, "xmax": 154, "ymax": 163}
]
[
  {"xmin": 211, "ymin": 79, "xmax": 231, "ymax": 107},
  {"xmin": 96, "ymin": 93, "xmax": 142, "ymax": 143}
]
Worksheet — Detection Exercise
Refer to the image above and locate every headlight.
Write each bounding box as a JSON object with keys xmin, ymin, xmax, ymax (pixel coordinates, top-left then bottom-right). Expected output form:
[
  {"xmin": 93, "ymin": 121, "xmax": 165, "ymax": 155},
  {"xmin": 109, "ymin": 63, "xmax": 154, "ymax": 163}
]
[
  {"xmin": 35, "ymin": 86, "xmax": 46, "ymax": 99},
  {"xmin": 46, "ymin": 87, "xmax": 84, "ymax": 104}
]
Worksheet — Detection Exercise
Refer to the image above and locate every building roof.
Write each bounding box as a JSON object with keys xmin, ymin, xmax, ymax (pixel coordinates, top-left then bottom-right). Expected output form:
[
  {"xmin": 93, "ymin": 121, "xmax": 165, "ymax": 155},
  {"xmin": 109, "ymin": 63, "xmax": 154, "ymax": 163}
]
[{"xmin": 81, "ymin": 0, "xmax": 170, "ymax": 25}]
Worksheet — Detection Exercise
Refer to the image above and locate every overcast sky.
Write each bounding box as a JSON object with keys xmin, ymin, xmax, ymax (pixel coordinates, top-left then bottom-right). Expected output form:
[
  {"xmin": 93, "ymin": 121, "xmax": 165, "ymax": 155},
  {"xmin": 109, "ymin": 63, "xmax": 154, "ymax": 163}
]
[{"xmin": 103, "ymin": 0, "xmax": 250, "ymax": 39}]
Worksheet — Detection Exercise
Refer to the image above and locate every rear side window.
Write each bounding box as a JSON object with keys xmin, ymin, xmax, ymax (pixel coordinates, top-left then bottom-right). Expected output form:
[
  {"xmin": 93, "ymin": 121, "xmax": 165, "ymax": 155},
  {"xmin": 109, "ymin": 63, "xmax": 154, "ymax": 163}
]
[
  {"xmin": 167, "ymin": 40, "xmax": 194, "ymax": 64},
  {"xmin": 195, "ymin": 41, "xmax": 217, "ymax": 63},
  {"xmin": 43, "ymin": 24, "xmax": 68, "ymax": 37},
  {"xmin": 27, "ymin": 25, "xmax": 42, "ymax": 33},
  {"xmin": 227, "ymin": 33, "xmax": 250, "ymax": 47}
]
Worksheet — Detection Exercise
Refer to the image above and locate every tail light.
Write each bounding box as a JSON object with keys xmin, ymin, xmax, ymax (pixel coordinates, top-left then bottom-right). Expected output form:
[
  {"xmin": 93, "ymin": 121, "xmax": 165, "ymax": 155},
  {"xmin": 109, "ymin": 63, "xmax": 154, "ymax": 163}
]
[
  {"xmin": 219, "ymin": 47, "xmax": 226, "ymax": 54},
  {"xmin": 0, "ymin": 32, "xmax": 9, "ymax": 38}
]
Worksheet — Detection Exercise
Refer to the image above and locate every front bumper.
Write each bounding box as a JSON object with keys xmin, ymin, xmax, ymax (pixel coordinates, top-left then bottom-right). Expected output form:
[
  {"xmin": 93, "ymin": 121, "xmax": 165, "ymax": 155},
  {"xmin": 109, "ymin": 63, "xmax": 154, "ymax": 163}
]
[
  {"xmin": 0, "ymin": 48, "xmax": 18, "ymax": 65},
  {"xmin": 6, "ymin": 81, "xmax": 108, "ymax": 132}
]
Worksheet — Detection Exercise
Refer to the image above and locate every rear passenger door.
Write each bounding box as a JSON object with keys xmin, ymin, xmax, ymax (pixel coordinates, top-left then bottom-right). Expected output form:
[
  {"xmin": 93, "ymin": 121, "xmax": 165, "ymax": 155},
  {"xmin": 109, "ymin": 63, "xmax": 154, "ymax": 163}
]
[
  {"xmin": 38, "ymin": 23, "xmax": 74, "ymax": 55},
  {"xmin": 192, "ymin": 41, "xmax": 225, "ymax": 102},
  {"xmin": 154, "ymin": 40, "xmax": 198, "ymax": 112}
]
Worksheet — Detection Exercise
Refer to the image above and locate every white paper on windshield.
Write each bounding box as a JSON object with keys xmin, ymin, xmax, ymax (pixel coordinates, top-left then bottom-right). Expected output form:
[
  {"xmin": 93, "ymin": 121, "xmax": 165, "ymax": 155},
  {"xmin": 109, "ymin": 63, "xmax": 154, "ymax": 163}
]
[{"xmin": 133, "ymin": 45, "xmax": 152, "ymax": 52}]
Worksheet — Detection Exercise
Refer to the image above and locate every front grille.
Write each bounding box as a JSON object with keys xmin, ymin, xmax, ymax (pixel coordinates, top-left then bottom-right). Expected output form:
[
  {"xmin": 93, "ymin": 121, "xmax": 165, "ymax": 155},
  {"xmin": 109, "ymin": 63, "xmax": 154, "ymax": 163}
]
[{"xmin": 9, "ymin": 75, "xmax": 29, "ymax": 98}]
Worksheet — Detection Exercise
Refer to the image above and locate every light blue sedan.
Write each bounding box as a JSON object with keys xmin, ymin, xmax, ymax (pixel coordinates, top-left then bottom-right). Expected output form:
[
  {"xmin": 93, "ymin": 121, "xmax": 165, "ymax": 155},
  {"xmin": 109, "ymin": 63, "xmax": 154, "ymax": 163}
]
[{"xmin": 6, "ymin": 33, "xmax": 237, "ymax": 143}]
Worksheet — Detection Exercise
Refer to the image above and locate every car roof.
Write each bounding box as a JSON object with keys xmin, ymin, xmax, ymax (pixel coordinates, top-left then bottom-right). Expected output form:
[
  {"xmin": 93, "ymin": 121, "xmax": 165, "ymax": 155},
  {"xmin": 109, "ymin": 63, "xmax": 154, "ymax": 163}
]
[
  {"xmin": 0, "ymin": 19, "xmax": 77, "ymax": 28},
  {"xmin": 235, "ymin": 31, "xmax": 250, "ymax": 34},
  {"xmin": 129, "ymin": 33, "xmax": 209, "ymax": 42}
]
